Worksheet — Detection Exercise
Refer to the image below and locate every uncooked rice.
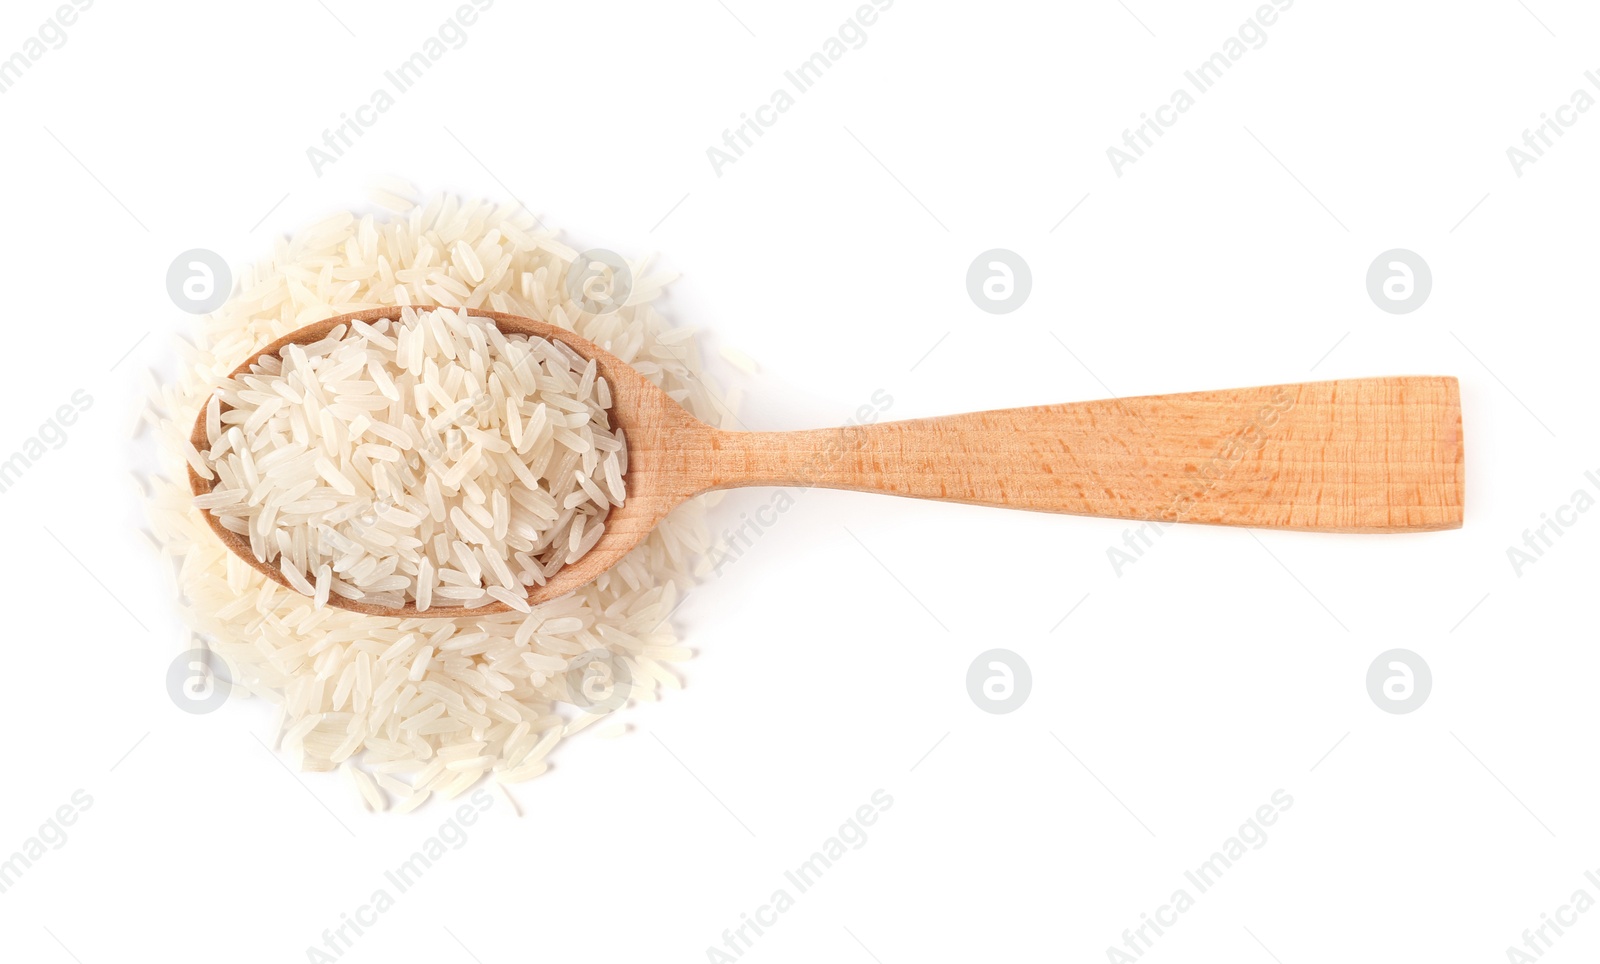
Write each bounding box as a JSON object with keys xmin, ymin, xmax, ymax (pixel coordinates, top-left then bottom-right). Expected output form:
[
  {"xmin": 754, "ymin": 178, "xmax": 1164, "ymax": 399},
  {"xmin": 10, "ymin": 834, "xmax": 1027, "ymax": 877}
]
[
  {"xmin": 198, "ymin": 305, "xmax": 625, "ymax": 610},
  {"xmin": 141, "ymin": 185, "xmax": 732, "ymax": 809}
]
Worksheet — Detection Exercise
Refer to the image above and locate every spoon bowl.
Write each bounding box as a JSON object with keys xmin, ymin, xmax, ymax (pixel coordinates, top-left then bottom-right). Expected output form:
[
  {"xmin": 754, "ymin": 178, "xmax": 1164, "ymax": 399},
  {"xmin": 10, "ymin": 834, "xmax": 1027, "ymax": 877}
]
[
  {"xmin": 191, "ymin": 306, "xmax": 1465, "ymax": 617},
  {"xmin": 190, "ymin": 306, "xmax": 705, "ymax": 617}
]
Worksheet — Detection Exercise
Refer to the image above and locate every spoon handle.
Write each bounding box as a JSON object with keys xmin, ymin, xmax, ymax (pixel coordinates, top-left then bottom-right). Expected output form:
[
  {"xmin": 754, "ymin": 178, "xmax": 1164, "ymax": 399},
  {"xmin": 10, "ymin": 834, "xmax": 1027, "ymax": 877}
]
[{"xmin": 693, "ymin": 376, "xmax": 1462, "ymax": 532}]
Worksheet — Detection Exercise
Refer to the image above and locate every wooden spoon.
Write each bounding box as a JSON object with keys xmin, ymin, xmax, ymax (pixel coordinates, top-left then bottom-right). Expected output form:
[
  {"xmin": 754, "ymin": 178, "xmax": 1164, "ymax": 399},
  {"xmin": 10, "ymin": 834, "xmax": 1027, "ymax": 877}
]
[{"xmin": 190, "ymin": 306, "xmax": 1464, "ymax": 617}]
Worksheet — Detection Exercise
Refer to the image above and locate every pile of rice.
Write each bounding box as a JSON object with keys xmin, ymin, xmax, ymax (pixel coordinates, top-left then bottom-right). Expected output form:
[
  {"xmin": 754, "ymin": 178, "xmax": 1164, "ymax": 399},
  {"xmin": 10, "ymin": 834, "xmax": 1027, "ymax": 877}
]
[
  {"xmin": 192, "ymin": 305, "xmax": 626, "ymax": 612},
  {"xmin": 141, "ymin": 186, "xmax": 730, "ymax": 811}
]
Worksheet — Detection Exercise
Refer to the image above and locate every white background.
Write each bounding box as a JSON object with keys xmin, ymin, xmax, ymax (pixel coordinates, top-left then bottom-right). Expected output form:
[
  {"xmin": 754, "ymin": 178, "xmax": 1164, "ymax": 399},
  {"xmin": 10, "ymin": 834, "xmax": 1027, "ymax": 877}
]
[{"xmin": 1, "ymin": 1, "xmax": 1596, "ymax": 962}]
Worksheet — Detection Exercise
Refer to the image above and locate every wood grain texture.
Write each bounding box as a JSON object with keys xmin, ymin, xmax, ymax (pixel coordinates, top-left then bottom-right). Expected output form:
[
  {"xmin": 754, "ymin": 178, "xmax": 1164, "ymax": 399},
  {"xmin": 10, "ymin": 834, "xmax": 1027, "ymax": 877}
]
[
  {"xmin": 191, "ymin": 307, "xmax": 1464, "ymax": 618},
  {"xmin": 693, "ymin": 377, "xmax": 1464, "ymax": 533}
]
